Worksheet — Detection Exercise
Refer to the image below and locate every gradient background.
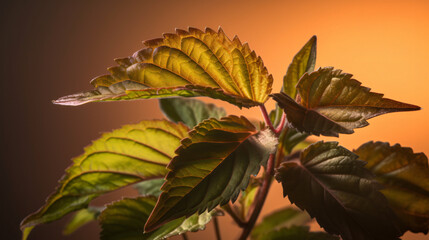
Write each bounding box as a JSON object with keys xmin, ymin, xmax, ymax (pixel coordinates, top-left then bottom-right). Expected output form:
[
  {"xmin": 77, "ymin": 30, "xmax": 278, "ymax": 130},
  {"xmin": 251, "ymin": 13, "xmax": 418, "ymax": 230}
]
[{"xmin": 2, "ymin": 0, "xmax": 428, "ymax": 239}]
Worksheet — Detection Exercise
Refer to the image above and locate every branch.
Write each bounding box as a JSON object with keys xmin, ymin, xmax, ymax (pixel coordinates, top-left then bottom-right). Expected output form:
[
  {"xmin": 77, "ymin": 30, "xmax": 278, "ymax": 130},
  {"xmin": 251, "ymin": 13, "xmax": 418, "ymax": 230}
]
[
  {"xmin": 213, "ymin": 216, "xmax": 222, "ymax": 240},
  {"xmin": 238, "ymin": 154, "xmax": 275, "ymax": 240},
  {"xmin": 221, "ymin": 203, "xmax": 246, "ymax": 228}
]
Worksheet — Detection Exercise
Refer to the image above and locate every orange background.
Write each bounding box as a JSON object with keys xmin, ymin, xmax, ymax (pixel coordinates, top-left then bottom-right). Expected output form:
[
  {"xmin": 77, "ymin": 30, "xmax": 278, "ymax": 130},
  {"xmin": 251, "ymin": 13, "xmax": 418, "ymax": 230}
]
[{"xmin": 2, "ymin": 0, "xmax": 428, "ymax": 239}]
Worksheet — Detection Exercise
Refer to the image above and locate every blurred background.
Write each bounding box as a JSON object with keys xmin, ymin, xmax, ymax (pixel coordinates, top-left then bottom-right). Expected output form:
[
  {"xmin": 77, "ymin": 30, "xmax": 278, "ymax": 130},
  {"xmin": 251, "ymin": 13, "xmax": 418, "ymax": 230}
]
[{"xmin": 2, "ymin": 0, "xmax": 428, "ymax": 239}]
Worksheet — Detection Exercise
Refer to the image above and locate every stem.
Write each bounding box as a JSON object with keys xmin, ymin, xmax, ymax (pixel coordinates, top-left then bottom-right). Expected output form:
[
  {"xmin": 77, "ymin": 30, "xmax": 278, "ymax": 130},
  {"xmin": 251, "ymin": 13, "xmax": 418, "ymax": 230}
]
[
  {"xmin": 213, "ymin": 216, "xmax": 222, "ymax": 240},
  {"xmin": 182, "ymin": 233, "xmax": 189, "ymax": 240},
  {"xmin": 238, "ymin": 154, "xmax": 275, "ymax": 240},
  {"xmin": 222, "ymin": 203, "xmax": 246, "ymax": 227},
  {"xmin": 274, "ymin": 112, "xmax": 287, "ymax": 135},
  {"xmin": 259, "ymin": 105, "xmax": 276, "ymax": 133}
]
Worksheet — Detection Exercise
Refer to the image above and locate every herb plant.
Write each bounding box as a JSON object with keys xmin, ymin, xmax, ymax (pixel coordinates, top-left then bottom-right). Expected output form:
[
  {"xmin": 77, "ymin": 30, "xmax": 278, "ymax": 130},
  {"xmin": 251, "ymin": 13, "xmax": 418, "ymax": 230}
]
[{"xmin": 21, "ymin": 27, "xmax": 428, "ymax": 240}]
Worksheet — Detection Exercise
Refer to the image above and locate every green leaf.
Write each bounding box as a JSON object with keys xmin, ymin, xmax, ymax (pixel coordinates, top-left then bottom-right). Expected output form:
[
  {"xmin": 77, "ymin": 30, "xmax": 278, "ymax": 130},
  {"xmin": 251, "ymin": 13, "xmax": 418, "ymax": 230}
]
[
  {"xmin": 160, "ymin": 97, "xmax": 226, "ymax": 128},
  {"xmin": 354, "ymin": 141, "xmax": 429, "ymax": 234},
  {"xmin": 134, "ymin": 178, "xmax": 165, "ymax": 197},
  {"xmin": 99, "ymin": 196, "xmax": 215, "ymax": 240},
  {"xmin": 63, "ymin": 206, "xmax": 103, "ymax": 235},
  {"xmin": 20, "ymin": 120, "xmax": 188, "ymax": 238},
  {"xmin": 271, "ymin": 67, "xmax": 420, "ymax": 137},
  {"xmin": 53, "ymin": 27, "xmax": 273, "ymax": 108},
  {"xmin": 275, "ymin": 141, "xmax": 403, "ymax": 240},
  {"xmin": 256, "ymin": 226, "xmax": 339, "ymax": 240},
  {"xmin": 283, "ymin": 36, "xmax": 317, "ymax": 99},
  {"xmin": 144, "ymin": 116, "xmax": 277, "ymax": 231},
  {"xmin": 251, "ymin": 207, "xmax": 311, "ymax": 240}
]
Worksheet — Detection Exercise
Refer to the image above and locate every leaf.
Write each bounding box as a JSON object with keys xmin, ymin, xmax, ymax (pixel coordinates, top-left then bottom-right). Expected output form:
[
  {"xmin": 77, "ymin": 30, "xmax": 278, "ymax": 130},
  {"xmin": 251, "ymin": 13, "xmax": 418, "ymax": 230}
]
[
  {"xmin": 251, "ymin": 207, "xmax": 312, "ymax": 240},
  {"xmin": 63, "ymin": 206, "xmax": 103, "ymax": 235},
  {"xmin": 20, "ymin": 120, "xmax": 188, "ymax": 238},
  {"xmin": 159, "ymin": 97, "xmax": 226, "ymax": 128},
  {"xmin": 271, "ymin": 67, "xmax": 420, "ymax": 137},
  {"xmin": 99, "ymin": 196, "xmax": 215, "ymax": 240},
  {"xmin": 53, "ymin": 27, "xmax": 273, "ymax": 108},
  {"xmin": 283, "ymin": 36, "xmax": 317, "ymax": 99},
  {"xmin": 134, "ymin": 178, "xmax": 165, "ymax": 197},
  {"xmin": 144, "ymin": 116, "xmax": 278, "ymax": 231},
  {"xmin": 275, "ymin": 141, "xmax": 403, "ymax": 240},
  {"xmin": 354, "ymin": 141, "xmax": 429, "ymax": 234},
  {"xmin": 256, "ymin": 226, "xmax": 339, "ymax": 240}
]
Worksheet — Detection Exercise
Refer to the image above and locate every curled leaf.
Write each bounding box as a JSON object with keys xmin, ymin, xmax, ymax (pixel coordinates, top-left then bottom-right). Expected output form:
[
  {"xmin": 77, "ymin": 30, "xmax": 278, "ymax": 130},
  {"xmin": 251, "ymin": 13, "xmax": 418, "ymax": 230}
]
[{"xmin": 271, "ymin": 67, "xmax": 420, "ymax": 137}]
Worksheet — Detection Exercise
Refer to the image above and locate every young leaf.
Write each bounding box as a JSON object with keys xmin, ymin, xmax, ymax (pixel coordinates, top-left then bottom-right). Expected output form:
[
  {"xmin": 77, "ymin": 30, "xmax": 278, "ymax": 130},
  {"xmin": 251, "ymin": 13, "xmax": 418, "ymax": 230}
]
[
  {"xmin": 134, "ymin": 178, "xmax": 165, "ymax": 197},
  {"xmin": 283, "ymin": 36, "xmax": 317, "ymax": 99},
  {"xmin": 53, "ymin": 27, "xmax": 273, "ymax": 108},
  {"xmin": 271, "ymin": 67, "xmax": 420, "ymax": 137},
  {"xmin": 63, "ymin": 206, "xmax": 103, "ymax": 235},
  {"xmin": 20, "ymin": 120, "xmax": 188, "ymax": 238},
  {"xmin": 99, "ymin": 196, "xmax": 215, "ymax": 240},
  {"xmin": 275, "ymin": 141, "xmax": 403, "ymax": 240},
  {"xmin": 159, "ymin": 97, "xmax": 226, "ymax": 128},
  {"xmin": 144, "ymin": 116, "xmax": 278, "ymax": 231},
  {"xmin": 255, "ymin": 226, "xmax": 339, "ymax": 240},
  {"xmin": 251, "ymin": 207, "xmax": 311, "ymax": 240},
  {"xmin": 354, "ymin": 141, "xmax": 429, "ymax": 234}
]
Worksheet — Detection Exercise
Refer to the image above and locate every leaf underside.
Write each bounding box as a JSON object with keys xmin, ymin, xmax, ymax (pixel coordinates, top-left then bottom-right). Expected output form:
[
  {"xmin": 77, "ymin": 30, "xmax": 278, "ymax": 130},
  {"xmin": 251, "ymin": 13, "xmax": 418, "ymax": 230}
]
[
  {"xmin": 21, "ymin": 120, "xmax": 188, "ymax": 237},
  {"xmin": 145, "ymin": 115, "xmax": 276, "ymax": 231},
  {"xmin": 354, "ymin": 141, "xmax": 429, "ymax": 234},
  {"xmin": 275, "ymin": 141, "xmax": 402, "ymax": 240},
  {"xmin": 99, "ymin": 196, "xmax": 214, "ymax": 240},
  {"xmin": 159, "ymin": 97, "xmax": 227, "ymax": 128},
  {"xmin": 54, "ymin": 27, "xmax": 273, "ymax": 108},
  {"xmin": 271, "ymin": 67, "xmax": 420, "ymax": 137}
]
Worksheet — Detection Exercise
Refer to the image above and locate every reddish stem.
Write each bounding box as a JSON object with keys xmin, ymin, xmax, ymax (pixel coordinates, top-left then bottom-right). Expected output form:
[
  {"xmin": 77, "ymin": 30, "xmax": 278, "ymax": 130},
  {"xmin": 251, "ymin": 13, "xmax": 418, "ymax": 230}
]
[
  {"xmin": 238, "ymin": 154, "xmax": 275, "ymax": 240},
  {"xmin": 259, "ymin": 105, "xmax": 276, "ymax": 133},
  {"xmin": 274, "ymin": 112, "xmax": 287, "ymax": 135}
]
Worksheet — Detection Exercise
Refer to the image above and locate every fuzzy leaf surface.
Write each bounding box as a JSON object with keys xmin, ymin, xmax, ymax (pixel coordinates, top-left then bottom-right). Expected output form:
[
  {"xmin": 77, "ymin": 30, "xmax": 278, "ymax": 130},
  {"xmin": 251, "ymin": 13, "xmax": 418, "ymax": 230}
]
[
  {"xmin": 54, "ymin": 27, "xmax": 273, "ymax": 108},
  {"xmin": 275, "ymin": 141, "xmax": 402, "ymax": 240},
  {"xmin": 354, "ymin": 141, "xmax": 429, "ymax": 234},
  {"xmin": 271, "ymin": 67, "xmax": 420, "ymax": 136},
  {"xmin": 145, "ymin": 116, "xmax": 277, "ymax": 231},
  {"xmin": 21, "ymin": 120, "xmax": 188, "ymax": 238},
  {"xmin": 283, "ymin": 36, "xmax": 317, "ymax": 99},
  {"xmin": 160, "ymin": 97, "xmax": 226, "ymax": 128},
  {"xmin": 251, "ymin": 207, "xmax": 311, "ymax": 240},
  {"xmin": 99, "ymin": 196, "xmax": 215, "ymax": 240}
]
